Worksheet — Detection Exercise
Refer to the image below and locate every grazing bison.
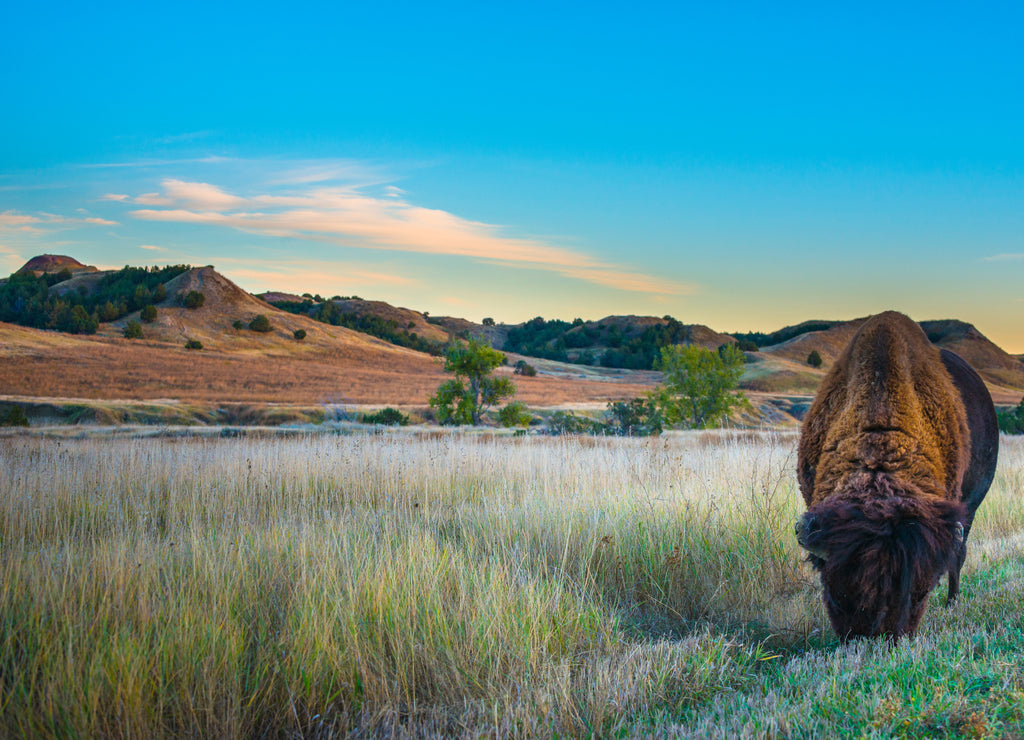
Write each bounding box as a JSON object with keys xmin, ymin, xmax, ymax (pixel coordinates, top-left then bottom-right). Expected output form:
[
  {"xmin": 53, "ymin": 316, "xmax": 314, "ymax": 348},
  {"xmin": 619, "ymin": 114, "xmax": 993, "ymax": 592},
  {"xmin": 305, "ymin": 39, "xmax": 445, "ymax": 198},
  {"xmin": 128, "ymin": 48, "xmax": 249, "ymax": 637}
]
[{"xmin": 795, "ymin": 311, "xmax": 998, "ymax": 639}]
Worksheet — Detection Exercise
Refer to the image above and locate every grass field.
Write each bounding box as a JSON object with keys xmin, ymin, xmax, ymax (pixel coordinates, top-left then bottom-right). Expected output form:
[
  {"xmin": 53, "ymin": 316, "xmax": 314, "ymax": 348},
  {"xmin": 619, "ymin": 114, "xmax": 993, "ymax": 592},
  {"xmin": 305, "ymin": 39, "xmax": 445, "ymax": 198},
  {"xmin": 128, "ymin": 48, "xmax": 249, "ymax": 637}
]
[{"xmin": 1, "ymin": 430, "xmax": 1022, "ymax": 738}]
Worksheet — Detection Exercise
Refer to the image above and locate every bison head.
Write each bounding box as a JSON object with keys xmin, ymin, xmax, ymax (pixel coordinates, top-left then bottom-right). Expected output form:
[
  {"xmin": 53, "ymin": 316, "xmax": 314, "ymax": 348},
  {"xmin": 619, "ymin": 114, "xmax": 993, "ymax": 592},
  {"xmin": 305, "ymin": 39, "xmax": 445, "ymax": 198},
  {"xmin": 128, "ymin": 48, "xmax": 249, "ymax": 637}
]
[{"xmin": 795, "ymin": 487, "xmax": 965, "ymax": 640}]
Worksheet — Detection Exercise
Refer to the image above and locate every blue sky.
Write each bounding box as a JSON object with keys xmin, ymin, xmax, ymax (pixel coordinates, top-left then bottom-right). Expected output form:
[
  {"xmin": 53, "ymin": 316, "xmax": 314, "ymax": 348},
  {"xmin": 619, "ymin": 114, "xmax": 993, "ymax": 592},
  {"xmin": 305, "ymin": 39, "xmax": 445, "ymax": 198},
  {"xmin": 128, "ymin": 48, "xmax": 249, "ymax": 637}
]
[{"xmin": 2, "ymin": 1, "xmax": 1023, "ymax": 349}]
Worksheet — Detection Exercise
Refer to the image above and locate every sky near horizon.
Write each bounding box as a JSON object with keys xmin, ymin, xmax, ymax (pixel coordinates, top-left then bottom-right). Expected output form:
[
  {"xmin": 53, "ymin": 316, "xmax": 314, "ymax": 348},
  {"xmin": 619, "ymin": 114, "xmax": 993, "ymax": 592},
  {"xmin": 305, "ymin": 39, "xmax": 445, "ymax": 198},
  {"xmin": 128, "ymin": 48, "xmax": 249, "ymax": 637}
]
[{"xmin": 2, "ymin": 2, "xmax": 1023, "ymax": 350}]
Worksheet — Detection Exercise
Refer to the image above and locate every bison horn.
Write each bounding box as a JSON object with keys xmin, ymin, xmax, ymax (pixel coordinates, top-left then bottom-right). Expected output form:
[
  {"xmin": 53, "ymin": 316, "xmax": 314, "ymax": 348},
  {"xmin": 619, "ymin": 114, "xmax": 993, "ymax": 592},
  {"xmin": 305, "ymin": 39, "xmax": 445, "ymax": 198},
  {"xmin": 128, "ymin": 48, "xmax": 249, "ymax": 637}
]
[{"xmin": 795, "ymin": 513, "xmax": 829, "ymax": 560}]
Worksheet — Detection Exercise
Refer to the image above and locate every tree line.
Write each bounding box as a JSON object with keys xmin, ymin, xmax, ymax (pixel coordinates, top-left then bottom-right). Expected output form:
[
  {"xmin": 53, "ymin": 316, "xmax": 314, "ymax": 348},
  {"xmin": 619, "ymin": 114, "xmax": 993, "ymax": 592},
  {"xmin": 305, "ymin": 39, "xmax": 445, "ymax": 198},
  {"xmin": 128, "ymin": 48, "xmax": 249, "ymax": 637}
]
[
  {"xmin": 269, "ymin": 300, "xmax": 444, "ymax": 355},
  {"xmin": 0, "ymin": 265, "xmax": 190, "ymax": 334}
]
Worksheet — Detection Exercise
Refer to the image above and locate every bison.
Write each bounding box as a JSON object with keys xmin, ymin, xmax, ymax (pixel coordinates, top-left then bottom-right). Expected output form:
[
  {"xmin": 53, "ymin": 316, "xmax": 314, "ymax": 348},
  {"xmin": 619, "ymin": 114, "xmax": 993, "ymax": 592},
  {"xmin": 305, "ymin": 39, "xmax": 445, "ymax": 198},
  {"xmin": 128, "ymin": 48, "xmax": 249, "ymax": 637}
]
[{"xmin": 795, "ymin": 311, "xmax": 998, "ymax": 639}]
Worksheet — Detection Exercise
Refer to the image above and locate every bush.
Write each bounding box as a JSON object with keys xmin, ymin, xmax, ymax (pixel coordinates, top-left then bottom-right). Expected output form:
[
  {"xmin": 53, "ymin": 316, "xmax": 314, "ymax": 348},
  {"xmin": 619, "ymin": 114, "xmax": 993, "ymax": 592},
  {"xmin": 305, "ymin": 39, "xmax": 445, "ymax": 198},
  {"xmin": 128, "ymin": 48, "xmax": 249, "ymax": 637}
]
[
  {"xmin": 736, "ymin": 338, "xmax": 758, "ymax": 352},
  {"xmin": 249, "ymin": 315, "xmax": 272, "ymax": 333},
  {"xmin": 140, "ymin": 304, "xmax": 157, "ymax": 323},
  {"xmin": 807, "ymin": 350, "xmax": 823, "ymax": 368},
  {"xmin": 547, "ymin": 411, "xmax": 607, "ymax": 436},
  {"xmin": 513, "ymin": 360, "xmax": 537, "ymax": 377},
  {"xmin": 123, "ymin": 320, "xmax": 143, "ymax": 339},
  {"xmin": 180, "ymin": 290, "xmax": 205, "ymax": 309},
  {"xmin": 361, "ymin": 407, "xmax": 410, "ymax": 426},
  {"xmin": 1, "ymin": 406, "xmax": 29, "ymax": 427},
  {"xmin": 482, "ymin": 317, "xmax": 496, "ymax": 327},
  {"xmin": 232, "ymin": 320, "xmax": 244, "ymax": 330},
  {"xmin": 293, "ymin": 329, "xmax": 307, "ymax": 341},
  {"xmin": 498, "ymin": 401, "xmax": 531, "ymax": 428},
  {"xmin": 606, "ymin": 397, "xmax": 663, "ymax": 436},
  {"xmin": 997, "ymin": 398, "xmax": 1024, "ymax": 434},
  {"xmin": 184, "ymin": 339, "xmax": 203, "ymax": 350}
]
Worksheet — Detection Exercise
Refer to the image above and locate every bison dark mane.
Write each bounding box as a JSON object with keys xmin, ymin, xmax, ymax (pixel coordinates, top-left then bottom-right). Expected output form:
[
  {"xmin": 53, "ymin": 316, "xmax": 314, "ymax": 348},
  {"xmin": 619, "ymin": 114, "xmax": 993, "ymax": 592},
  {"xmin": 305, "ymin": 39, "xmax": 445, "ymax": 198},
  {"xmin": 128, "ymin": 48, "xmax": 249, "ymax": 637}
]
[{"xmin": 798, "ymin": 472, "xmax": 966, "ymax": 638}]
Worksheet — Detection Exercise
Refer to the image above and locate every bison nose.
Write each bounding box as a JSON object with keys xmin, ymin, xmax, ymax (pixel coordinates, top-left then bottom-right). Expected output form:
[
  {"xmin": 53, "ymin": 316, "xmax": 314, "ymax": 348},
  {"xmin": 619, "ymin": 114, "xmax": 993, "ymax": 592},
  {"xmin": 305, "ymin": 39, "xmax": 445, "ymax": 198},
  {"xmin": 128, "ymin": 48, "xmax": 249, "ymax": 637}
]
[
  {"xmin": 795, "ymin": 512, "xmax": 829, "ymax": 559},
  {"xmin": 795, "ymin": 513, "xmax": 817, "ymax": 543}
]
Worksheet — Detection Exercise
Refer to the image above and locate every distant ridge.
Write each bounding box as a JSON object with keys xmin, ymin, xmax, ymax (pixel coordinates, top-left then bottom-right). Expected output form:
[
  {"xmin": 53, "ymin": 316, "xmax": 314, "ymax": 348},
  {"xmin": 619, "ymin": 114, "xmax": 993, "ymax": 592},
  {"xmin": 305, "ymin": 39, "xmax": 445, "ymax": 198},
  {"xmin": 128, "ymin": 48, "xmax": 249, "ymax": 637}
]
[
  {"xmin": 15, "ymin": 254, "xmax": 97, "ymax": 276},
  {"xmin": 756, "ymin": 317, "xmax": 1024, "ymax": 392}
]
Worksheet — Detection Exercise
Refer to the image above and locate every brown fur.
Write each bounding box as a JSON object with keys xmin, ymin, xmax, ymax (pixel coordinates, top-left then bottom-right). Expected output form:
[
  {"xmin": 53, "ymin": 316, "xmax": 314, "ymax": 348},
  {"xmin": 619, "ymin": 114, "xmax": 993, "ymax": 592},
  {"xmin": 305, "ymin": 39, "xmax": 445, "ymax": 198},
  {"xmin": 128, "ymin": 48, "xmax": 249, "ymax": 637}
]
[{"xmin": 796, "ymin": 311, "xmax": 973, "ymax": 639}]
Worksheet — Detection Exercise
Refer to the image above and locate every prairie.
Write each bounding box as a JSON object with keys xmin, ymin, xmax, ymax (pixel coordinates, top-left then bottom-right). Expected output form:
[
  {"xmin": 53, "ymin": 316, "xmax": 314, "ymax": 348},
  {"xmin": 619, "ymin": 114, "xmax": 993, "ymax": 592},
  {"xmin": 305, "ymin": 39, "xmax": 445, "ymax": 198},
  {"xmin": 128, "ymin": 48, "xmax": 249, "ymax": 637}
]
[{"xmin": 1, "ymin": 430, "xmax": 1022, "ymax": 737}]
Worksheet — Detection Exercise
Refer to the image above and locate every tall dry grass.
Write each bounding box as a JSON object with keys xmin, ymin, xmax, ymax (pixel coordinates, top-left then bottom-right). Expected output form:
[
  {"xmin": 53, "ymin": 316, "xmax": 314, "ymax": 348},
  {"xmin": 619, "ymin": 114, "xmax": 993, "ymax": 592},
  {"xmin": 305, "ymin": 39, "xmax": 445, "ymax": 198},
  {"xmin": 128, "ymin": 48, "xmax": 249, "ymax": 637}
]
[{"xmin": 1, "ymin": 431, "xmax": 1022, "ymax": 737}]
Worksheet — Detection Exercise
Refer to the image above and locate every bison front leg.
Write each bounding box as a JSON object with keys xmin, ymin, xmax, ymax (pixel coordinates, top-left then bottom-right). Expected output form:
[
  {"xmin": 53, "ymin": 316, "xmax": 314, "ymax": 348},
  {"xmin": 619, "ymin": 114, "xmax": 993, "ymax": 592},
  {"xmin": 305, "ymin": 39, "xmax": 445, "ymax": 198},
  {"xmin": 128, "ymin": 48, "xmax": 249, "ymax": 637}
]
[{"xmin": 946, "ymin": 521, "xmax": 967, "ymax": 606}]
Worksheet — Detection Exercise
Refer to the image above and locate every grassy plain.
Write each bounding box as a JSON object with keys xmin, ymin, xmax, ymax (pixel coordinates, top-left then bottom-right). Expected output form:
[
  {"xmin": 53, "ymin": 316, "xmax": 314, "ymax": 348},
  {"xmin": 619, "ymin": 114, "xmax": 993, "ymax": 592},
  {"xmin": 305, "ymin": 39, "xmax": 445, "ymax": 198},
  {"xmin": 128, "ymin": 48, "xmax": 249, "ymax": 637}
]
[{"xmin": 1, "ymin": 430, "xmax": 1023, "ymax": 738}]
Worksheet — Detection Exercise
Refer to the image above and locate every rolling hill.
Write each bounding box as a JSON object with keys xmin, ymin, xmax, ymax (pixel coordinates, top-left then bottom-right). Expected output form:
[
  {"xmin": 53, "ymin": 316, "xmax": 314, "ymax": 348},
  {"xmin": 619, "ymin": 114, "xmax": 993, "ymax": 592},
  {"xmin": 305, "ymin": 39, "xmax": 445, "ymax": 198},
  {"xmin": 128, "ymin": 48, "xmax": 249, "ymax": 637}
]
[{"xmin": 1, "ymin": 254, "xmax": 1021, "ymax": 418}]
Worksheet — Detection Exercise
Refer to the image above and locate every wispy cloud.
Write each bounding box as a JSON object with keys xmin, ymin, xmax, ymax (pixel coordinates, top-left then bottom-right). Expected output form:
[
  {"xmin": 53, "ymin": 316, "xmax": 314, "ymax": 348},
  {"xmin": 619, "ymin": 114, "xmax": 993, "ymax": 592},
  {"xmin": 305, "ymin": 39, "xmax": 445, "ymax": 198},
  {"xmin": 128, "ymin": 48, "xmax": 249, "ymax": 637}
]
[
  {"xmin": 0, "ymin": 210, "xmax": 117, "ymax": 231},
  {"xmin": 139, "ymin": 244, "xmax": 167, "ymax": 252},
  {"xmin": 124, "ymin": 178, "xmax": 690, "ymax": 294},
  {"xmin": 81, "ymin": 156, "xmax": 230, "ymax": 169},
  {"xmin": 984, "ymin": 253, "xmax": 1024, "ymax": 261},
  {"xmin": 100, "ymin": 193, "xmax": 131, "ymax": 201}
]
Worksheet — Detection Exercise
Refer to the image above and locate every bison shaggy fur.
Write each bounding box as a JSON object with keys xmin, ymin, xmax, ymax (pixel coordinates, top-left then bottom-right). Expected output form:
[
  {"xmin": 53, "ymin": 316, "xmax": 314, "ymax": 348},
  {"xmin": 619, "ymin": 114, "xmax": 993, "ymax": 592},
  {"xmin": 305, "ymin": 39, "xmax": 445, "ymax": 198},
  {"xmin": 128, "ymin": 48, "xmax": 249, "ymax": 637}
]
[{"xmin": 796, "ymin": 311, "xmax": 998, "ymax": 639}]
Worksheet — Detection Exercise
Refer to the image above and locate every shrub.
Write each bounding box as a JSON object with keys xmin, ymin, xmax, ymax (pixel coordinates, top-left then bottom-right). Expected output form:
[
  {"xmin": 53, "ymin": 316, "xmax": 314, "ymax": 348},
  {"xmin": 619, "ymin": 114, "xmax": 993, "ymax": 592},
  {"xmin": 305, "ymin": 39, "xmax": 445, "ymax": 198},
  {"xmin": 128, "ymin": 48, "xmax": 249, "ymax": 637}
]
[
  {"xmin": 997, "ymin": 398, "xmax": 1024, "ymax": 434},
  {"xmin": 361, "ymin": 407, "xmax": 410, "ymax": 426},
  {"xmin": 180, "ymin": 290, "xmax": 205, "ymax": 309},
  {"xmin": 547, "ymin": 411, "xmax": 607, "ymax": 436},
  {"xmin": 736, "ymin": 338, "xmax": 758, "ymax": 352},
  {"xmin": 140, "ymin": 304, "xmax": 157, "ymax": 323},
  {"xmin": 606, "ymin": 397, "xmax": 663, "ymax": 436},
  {"xmin": 293, "ymin": 329, "xmax": 307, "ymax": 341},
  {"xmin": 498, "ymin": 401, "xmax": 531, "ymax": 428},
  {"xmin": 123, "ymin": 320, "xmax": 143, "ymax": 339},
  {"xmin": 482, "ymin": 317, "xmax": 496, "ymax": 327},
  {"xmin": 184, "ymin": 339, "xmax": 203, "ymax": 350},
  {"xmin": 807, "ymin": 350, "xmax": 823, "ymax": 368},
  {"xmin": 232, "ymin": 320, "xmax": 244, "ymax": 330},
  {"xmin": 249, "ymin": 315, "xmax": 272, "ymax": 333},
  {"xmin": 1, "ymin": 405, "xmax": 29, "ymax": 427},
  {"xmin": 513, "ymin": 360, "xmax": 537, "ymax": 377}
]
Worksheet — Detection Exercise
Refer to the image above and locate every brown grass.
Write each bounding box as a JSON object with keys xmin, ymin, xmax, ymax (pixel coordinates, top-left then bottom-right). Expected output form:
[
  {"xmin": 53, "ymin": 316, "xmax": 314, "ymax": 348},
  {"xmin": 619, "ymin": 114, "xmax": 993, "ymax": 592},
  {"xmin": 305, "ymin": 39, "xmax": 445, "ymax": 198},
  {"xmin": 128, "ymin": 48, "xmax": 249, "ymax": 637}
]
[{"xmin": 0, "ymin": 322, "xmax": 657, "ymax": 406}]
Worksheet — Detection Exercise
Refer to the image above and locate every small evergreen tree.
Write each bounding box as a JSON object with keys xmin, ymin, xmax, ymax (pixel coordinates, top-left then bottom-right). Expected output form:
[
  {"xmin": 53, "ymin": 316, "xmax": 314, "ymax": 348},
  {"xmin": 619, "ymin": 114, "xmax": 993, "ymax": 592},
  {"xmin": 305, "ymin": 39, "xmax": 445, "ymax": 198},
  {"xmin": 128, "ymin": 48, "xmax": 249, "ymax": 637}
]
[
  {"xmin": 140, "ymin": 304, "xmax": 158, "ymax": 323},
  {"xmin": 807, "ymin": 350, "xmax": 823, "ymax": 368},
  {"xmin": 293, "ymin": 328, "xmax": 307, "ymax": 340},
  {"xmin": 513, "ymin": 360, "xmax": 537, "ymax": 376},
  {"xmin": 232, "ymin": 320, "xmax": 244, "ymax": 330},
  {"xmin": 123, "ymin": 320, "xmax": 143, "ymax": 339},
  {"xmin": 249, "ymin": 315, "xmax": 272, "ymax": 332},
  {"xmin": 181, "ymin": 290, "xmax": 205, "ymax": 309},
  {"xmin": 184, "ymin": 339, "xmax": 203, "ymax": 350}
]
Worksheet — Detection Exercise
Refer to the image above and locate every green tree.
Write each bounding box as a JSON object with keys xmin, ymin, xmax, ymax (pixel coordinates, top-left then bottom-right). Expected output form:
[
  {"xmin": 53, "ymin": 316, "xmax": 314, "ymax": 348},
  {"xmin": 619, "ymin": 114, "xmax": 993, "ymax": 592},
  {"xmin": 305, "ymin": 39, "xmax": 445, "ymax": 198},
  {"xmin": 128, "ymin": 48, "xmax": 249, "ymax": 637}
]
[
  {"xmin": 123, "ymin": 320, "xmax": 143, "ymax": 339},
  {"xmin": 293, "ymin": 328, "xmax": 307, "ymax": 340},
  {"xmin": 429, "ymin": 338, "xmax": 516, "ymax": 425},
  {"xmin": 232, "ymin": 320, "xmax": 244, "ymax": 330},
  {"xmin": 807, "ymin": 349, "xmax": 823, "ymax": 368},
  {"xmin": 654, "ymin": 343, "xmax": 749, "ymax": 429},
  {"xmin": 249, "ymin": 315, "xmax": 272, "ymax": 332},
  {"xmin": 184, "ymin": 339, "xmax": 203, "ymax": 350},
  {"xmin": 140, "ymin": 304, "xmax": 158, "ymax": 323},
  {"xmin": 181, "ymin": 290, "xmax": 205, "ymax": 309}
]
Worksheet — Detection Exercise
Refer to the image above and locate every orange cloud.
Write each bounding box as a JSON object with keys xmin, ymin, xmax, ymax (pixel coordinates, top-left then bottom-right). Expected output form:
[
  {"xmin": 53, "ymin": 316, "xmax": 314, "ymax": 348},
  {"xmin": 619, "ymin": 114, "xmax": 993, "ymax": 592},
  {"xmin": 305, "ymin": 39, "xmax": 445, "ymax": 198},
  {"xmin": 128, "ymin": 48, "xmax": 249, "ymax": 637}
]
[{"xmin": 127, "ymin": 179, "xmax": 693, "ymax": 295}]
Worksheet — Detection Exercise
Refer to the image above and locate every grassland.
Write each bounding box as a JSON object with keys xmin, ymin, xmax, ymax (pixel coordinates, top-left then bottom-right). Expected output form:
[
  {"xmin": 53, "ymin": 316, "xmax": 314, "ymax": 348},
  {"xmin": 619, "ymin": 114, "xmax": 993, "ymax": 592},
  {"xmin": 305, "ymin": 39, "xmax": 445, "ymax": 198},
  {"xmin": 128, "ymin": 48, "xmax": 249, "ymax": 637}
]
[{"xmin": 1, "ymin": 431, "xmax": 1023, "ymax": 738}]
